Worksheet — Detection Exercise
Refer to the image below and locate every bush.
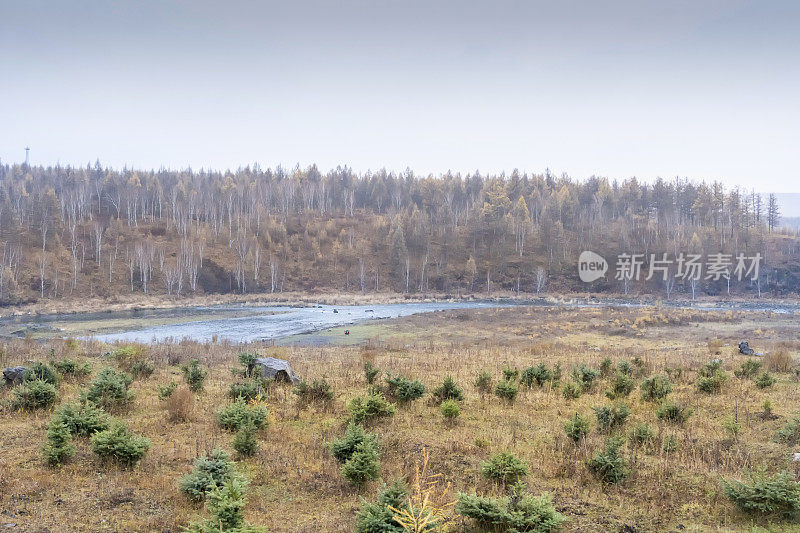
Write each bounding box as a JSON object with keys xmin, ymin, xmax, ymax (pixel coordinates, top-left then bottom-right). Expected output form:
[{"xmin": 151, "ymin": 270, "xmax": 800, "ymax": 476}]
[
  {"xmin": 330, "ymin": 423, "xmax": 379, "ymax": 464},
  {"xmin": 722, "ymin": 471, "xmax": 800, "ymax": 518},
  {"xmin": 587, "ymin": 436, "xmax": 629, "ymax": 484},
  {"xmin": 293, "ymin": 378, "xmax": 334, "ymax": 409},
  {"xmin": 599, "ymin": 357, "xmax": 613, "ymax": 376},
  {"xmin": 617, "ymin": 360, "xmax": 633, "ymax": 376},
  {"xmin": 640, "ymin": 375, "xmax": 672, "ymax": 402},
  {"xmin": 756, "ymin": 372, "xmax": 776, "ymax": 389},
  {"xmin": 564, "ymin": 412, "xmax": 590, "ymax": 443},
  {"xmin": 228, "ymin": 377, "xmax": 271, "ymax": 402},
  {"xmin": 181, "ymin": 359, "xmax": 207, "ymax": 392},
  {"xmin": 85, "ymin": 368, "xmax": 134, "ymax": 411},
  {"xmin": 481, "ymin": 452, "xmax": 529, "ymax": 485},
  {"xmin": 431, "ymin": 376, "xmax": 463, "ymax": 403},
  {"xmin": 502, "ymin": 367, "xmax": 520, "ymax": 382},
  {"xmin": 455, "ymin": 482, "xmax": 566, "ymax": 533},
  {"xmin": 735, "ymin": 359, "xmax": 763, "ymax": 379},
  {"xmin": 656, "ymin": 402, "xmax": 693, "ymax": 424},
  {"xmin": 90, "ymin": 421, "xmax": 150, "ymax": 467},
  {"xmin": 775, "ymin": 416, "xmax": 800, "ymax": 445},
  {"xmin": 663, "ymin": 434, "xmax": 678, "ymax": 453},
  {"xmin": 216, "ymin": 398, "xmax": 269, "ymax": 432},
  {"xmin": 52, "ymin": 358, "xmax": 91, "ymax": 378},
  {"xmin": 24, "ymin": 361, "xmax": 60, "ymax": 386},
  {"xmin": 605, "ymin": 372, "xmax": 635, "ymax": 400},
  {"xmin": 440, "ymin": 399, "xmax": 460, "ymax": 422},
  {"xmin": 572, "ymin": 364, "xmax": 601, "ymax": 389},
  {"xmin": 179, "ymin": 448, "xmax": 240, "ymax": 501},
  {"xmin": 348, "ymin": 393, "xmax": 396, "ymax": 424},
  {"xmin": 185, "ymin": 478, "xmax": 264, "ymax": 533},
  {"xmin": 593, "ymin": 404, "xmax": 631, "ymax": 433},
  {"xmin": 629, "ymin": 423, "xmax": 655, "ymax": 447},
  {"xmin": 54, "ymin": 400, "xmax": 110, "ymax": 437},
  {"xmin": 167, "ymin": 386, "xmax": 194, "ymax": 422},
  {"xmin": 355, "ymin": 479, "xmax": 410, "ymax": 533},
  {"xmin": 385, "ymin": 373, "xmax": 426, "ymax": 403},
  {"xmin": 520, "ymin": 364, "xmax": 553, "ymax": 388},
  {"xmin": 494, "ymin": 380, "xmax": 519, "ymax": 403},
  {"xmin": 696, "ymin": 364, "xmax": 728, "ymax": 393},
  {"xmin": 233, "ymin": 423, "xmax": 258, "ymax": 457},
  {"xmin": 13, "ymin": 379, "xmax": 57, "ymax": 410},
  {"xmin": 341, "ymin": 440, "xmax": 381, "ymax": 487},
  {"xmin": 475, "ymin": 370, "xmax": 492, "ymax": 395},
  {"xmin": 238, "ymin": 351, "xmax": 258, "ymax": 376},
  {"xmin": 364, "ymin": 361, "xmax": 380, "ymax": 385},
  {"xmin": 562, "ymin": 381, "xmax": 582, "ymax": 400},
  {"xmin": 43, "ymin": 417, "xmax": 75, "ymax": 466},
  {"xmin": 129, "ymin": 359, "xmax": 154, "ymax": 379},
  {"xmin": 157, "ymin": 380, "xmax": 178, "ymax": 400}
]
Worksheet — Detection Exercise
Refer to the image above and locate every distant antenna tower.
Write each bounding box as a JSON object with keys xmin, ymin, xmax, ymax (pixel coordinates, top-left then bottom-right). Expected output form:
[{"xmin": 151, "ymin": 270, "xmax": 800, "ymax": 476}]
[{"xmin": 25, "ymin": 147, "xmax": 30, "ymax": 166}]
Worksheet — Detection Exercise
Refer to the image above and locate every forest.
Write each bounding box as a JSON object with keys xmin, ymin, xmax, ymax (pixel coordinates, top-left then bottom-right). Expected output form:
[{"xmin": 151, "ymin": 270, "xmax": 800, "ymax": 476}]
[{"xmin": 0, "ymin": 161, "xmax": 797, "ymax": 305}]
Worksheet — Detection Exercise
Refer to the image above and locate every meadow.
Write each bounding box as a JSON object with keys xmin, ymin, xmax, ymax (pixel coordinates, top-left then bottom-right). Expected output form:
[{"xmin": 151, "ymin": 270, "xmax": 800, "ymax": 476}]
[{"xmin": 1, "ymin": 305, "xmax": 800, "ymax": 532}]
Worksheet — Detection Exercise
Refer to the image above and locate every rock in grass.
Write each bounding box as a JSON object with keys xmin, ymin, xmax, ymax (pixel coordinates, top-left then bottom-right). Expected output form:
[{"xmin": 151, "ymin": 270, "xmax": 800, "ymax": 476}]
[
  {"xmin": 3, "ymin": 366, "xmax": 27, "ymax": 386},
  {"xmin": 253, "ymin": 357, "xmax": 301, "ymax": 385}
]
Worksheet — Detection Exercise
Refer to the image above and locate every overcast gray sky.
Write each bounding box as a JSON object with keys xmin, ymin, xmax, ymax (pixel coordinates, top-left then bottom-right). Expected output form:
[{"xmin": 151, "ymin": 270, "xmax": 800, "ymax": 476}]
[{"xmin": 1, "ymin": 1, "xmax": 798, "ymax": 194}]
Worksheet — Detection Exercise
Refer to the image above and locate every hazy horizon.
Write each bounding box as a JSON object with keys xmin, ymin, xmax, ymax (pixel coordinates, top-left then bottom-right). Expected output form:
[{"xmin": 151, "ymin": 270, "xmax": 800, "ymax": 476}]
[{"xmin": 2, "ymin": 1, "xmax": 799, "ymax": 192}]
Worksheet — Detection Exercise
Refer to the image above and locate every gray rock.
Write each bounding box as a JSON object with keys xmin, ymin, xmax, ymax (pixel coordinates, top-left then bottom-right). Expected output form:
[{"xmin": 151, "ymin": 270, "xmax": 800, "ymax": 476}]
[
  {"xmin": 739, "ymin": 340, "xmax": 755, "ymax": 356},
  {"xmin": 3, "ymin": 366, "xmax": 27, "ymax": 386},
  {"xmin": 252, "ymin": 357, "xmax": 301, "ymax": 384}
]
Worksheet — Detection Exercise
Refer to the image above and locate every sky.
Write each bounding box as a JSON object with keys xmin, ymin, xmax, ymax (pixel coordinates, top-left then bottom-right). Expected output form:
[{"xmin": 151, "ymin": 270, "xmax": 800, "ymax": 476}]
[{"xmin": 1, "ymin": 1, "xmax": 799, "ymax": 199}]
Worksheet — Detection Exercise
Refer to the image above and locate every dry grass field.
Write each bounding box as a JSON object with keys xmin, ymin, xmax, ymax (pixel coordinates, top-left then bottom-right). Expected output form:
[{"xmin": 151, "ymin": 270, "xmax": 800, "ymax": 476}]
[{"xmin": 1, "ymin": 306, "xmax": 800, "ymax": 532}]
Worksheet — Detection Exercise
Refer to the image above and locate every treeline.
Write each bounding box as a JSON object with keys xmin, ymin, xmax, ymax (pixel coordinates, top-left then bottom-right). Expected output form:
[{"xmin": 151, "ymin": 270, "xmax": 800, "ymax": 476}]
[{"xmin": 0, "ymin": 161, "xmax": 797, "ymax": 304}]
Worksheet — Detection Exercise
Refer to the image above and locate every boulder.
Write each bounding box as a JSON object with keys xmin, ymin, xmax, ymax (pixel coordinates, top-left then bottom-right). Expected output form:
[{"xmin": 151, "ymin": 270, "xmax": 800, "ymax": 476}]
[
  {"xmin": 738, "ymin": 340, "xmax": 755, "ymax": 356},
  {"xmin": 253, "ymin": 357, "xmax": 301, "ymax": 384},
  {"xmin": 3, "ymin": 366, "xmax": 27, "ymax": 386}
]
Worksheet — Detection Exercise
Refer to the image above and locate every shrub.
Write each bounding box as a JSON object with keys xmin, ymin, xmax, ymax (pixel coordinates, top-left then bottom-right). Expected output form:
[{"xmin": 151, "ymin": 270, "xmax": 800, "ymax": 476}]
[
  {"xmin": 617, "ymin": 360, "xmax": 633, "ymax": 376},
  {"xmin": 179, "ymin": 448, "xmax": 240, "ymax": 501},
  {"xmin": 181, "ymin": 359, "xmax": 207, "ymax": 392},
  {"xmin": 440, "ymin": 399, "xmax": 460, "ymax": 422},
  {"xmin": 735, "ymin": 359, "xmax": 762, "ymax": 379},
  {"xmin": 90, "ymin": 421, "xmax": 150, "ymax": 467},
  {"xmin": 348, "ymin": 393, "xmax": 396, "ymax": 424},
  {"xmin": 85, "ymin": 368, "xmax": 134, "ymax": 411},
  {"xmin": 587, "ymin": 437, "xmax": 629, "ymax": 484},
  {"xmin": 384, "ymin": 373, "xmax": 426, "ymax": 403},
  {"xmin": 520, "ymin": 364, "xmax": 553, "ymax": 388},
  {"xmin": 238, "ymin": 351, "xmax": 258, "ymax": 376},
  {"xmin": 665, "ymin": 366, "xmax": 683, "ymax": 381},
  {"xmin": 293, "ymin": 378, "xmax": 334, "ymax": 409},
  {"xmin": 599, "ymin": 357, "xmax": 613, "ymax": 377},
  {"xmin": 605, "ymin": 372, "xmax": 635, "ymax": 400},
  {"xmin": 43, "ymin": 417, "xmax": 75, "ymax": 467},
  {"xmin": 233, "ymin": 423, "xmax": 258, "ymax": 457},
  {"xmin": 722, "ymin": 471, "xmax": 800, "ymax": 518},
  {"xmin": 629, "ymin": 423, "xmax": 655, "ymax": 447},
  {"xmin": 564, "ymin": 412, "xmax": 590, "ymax": 443},
  {"xmin": 656, "ymin": 402, "xmax": 693, "ymax": 424},
  {"xmin": 562, "ymin": 381, "xmax": 582, "ymax": 400},
  {"xmin": 765, "ymin": 350, "xmax": 793, "ymax": 373},
  {"xmin": 13, "ymin": 379, "xmax": 57, "ymax": 410},
  {"xmin": 364, "ymin": 361, "xmax": 380, "ymax": 385},
  {"xmin": 129, "ymin": 359, "xmax": 154, "ymax": 379},
  {"xmin": 755, "ymin": 372, "xmax": 776, "ymax": 389},
  {"xmin": 355, "ymin": 479, "xmax": 410, "ymax": 533},
  {"xmin": 481, "ymin": 452, "xmax": 529, "ymax": 485},
  {"xmin": 502, "ymin": 367, "xmax": 520, "ymax": 382},
  {"xmin": 54, "ymin": 400, "xmax": 109, "ymax": 437},
  {"xmin": 157, "ymin": 380, "xmax": 178, "ymax": 400},
  {"xmin": 593, "ymin": 404, "xmax": 631, "ymax": 433},
  {"xmin": 24, "ymin": 361, "xmax": 60, "ymax": 386},
  {"xmin": 494, "ymin": 380, "xmax": 519, "ymax": 403},
  {"xmin": 330, "ymin": 423, "xmax": 379, "ymax": 464},
  {"xmin": 775, "ymin": 416, "xmax": 800, "ymax": 445},
  {"xmin": 722, "ymin": 415, "xmax": 741, "ymax": 439},
  {"xmin": 216, "ymin": 398, "xmax": 269, "ymax": 432},
  {"xmin": 640, "ymin": 375, "xmax": 672, "ymax": 402},
  {"xmin": 52, "ymin": 358, "xmax": 91, "ymax": 378},
  {"xmin": 185, "ymin": 478, "xmax": 264, "ymax": 533},
  {"xmin": 431, "ymin": 376, "xmax": 463, "ymax": 403},
  {"xmin": 572, "ymin": 364, "xmax": 601, "ymax": 389},
  {"xmin": 455, "ymin": 482, "xmax": 566, "ymax": 533},
  {"xmin": 167, "ymin": 386, "xmax": 194, "ymax": 422},
  {"xmin": 696, "ymin": 364, "xmax": 728, "ymax": 393},
  {"xmin": 341, "ymin": 440, "xmax": 381, "ymax": 487},
  {"xmin": 475, "ymin": 370, "xmax": 492, "ymax": 395},
  {"xmin": 228, "ymin": 377, "xmax": 271, "ymax": 402}
]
